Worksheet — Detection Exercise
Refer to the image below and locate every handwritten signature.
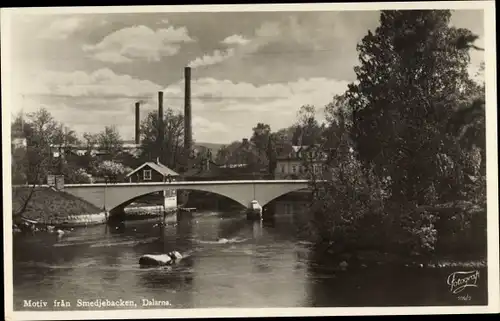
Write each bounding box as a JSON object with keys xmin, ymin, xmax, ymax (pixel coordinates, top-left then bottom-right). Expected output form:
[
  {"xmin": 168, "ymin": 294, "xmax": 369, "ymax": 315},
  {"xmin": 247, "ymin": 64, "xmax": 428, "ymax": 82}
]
[{"xmin": 447, "ymin": 270, "xmax": 480, "ymax": 294}]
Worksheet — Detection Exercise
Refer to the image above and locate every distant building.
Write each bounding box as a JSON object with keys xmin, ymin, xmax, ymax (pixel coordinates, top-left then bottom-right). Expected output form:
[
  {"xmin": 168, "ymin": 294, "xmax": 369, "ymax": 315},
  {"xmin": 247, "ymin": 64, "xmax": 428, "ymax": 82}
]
[
  {"xmin": 49, "ymin": 140, "xmax": 142, "ymax": 158},
  {"xmin": 274, "ymin": 145, "xmax": 327, "ymax": 179},
  {"xmin": 12, "ymin": 137, "xmax": 27, "ymax": 149}
]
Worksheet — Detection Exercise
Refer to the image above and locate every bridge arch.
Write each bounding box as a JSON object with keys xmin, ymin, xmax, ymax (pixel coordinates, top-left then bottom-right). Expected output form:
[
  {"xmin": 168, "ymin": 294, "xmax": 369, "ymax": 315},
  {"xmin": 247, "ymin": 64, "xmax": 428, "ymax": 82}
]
[
  {"xmin": 111, "ymin": 188, "xmax": 250, "ymax": 212},
  {"xmin": 63, "ymin": 180, "xmax": 311, "ymax": 213}
]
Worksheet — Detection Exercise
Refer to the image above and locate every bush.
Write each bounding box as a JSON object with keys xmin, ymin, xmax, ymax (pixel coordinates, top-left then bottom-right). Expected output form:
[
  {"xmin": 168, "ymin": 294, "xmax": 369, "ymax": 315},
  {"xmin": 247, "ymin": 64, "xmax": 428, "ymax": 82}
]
[
  {"xmin": 95, "ymin": 160, "xmax": 132, "ymax": 182},
  {"xmin": 63, "ymin": 166, "xmax": 92, "ymax": 184}
]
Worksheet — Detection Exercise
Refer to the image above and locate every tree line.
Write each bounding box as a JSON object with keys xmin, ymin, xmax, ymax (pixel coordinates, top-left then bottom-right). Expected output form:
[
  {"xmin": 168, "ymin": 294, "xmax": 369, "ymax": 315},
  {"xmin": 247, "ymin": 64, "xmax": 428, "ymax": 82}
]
[{"xmin": 11, "ymin": 100, "xmax": 326, "ymax": 187}]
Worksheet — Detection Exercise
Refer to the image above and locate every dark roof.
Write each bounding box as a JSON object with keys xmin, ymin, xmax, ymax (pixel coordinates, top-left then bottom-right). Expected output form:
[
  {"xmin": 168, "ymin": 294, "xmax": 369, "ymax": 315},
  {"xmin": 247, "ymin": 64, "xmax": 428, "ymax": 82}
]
[{"xmin": 126, "ymin": 161, "xmax": 179, "ymax": 177}]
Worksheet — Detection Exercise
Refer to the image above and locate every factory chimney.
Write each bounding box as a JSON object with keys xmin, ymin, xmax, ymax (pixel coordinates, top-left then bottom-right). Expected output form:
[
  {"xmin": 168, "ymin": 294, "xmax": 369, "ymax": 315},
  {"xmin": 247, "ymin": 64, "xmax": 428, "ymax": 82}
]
[
  {"xmin": 184, "ymin": 66, "xmax": 192, "ymax": 156},
  {"xmin": 158, "ymin": 91, "xmax": 164, "ymax": 163},
  {"xmin": 135, "ymin": 101, "xmax": 140, "ymax": 145}
]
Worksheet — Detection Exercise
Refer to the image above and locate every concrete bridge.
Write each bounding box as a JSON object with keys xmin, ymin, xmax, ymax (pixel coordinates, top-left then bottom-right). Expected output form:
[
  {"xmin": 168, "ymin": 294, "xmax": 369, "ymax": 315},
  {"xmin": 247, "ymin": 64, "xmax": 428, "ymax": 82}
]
[{"xmin": 63, "ymin": 180, "xmax": 311, "ymax": 212}]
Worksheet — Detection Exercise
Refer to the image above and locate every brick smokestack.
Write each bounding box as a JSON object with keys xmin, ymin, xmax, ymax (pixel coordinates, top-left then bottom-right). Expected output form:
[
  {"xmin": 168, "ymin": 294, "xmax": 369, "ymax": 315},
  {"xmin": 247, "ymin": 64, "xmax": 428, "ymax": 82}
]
[
  {"xmin": 184, "ymin": 66, "xmax": 192, "ymax": 155},
  {"xmin": 158, "ymin": 91, "xmax": 164, "ymax": 163},
  {"xmin": 135, "ymin": 101, "xmax": 140, "ymax": 145}
]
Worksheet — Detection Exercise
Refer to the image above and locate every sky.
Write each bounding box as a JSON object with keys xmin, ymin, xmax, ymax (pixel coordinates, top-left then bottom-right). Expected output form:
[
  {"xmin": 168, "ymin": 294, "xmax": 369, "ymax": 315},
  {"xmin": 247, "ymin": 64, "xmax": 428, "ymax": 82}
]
[{"xmin": 6, "ymin": 9, "xmax": 485, "ymax": 144}]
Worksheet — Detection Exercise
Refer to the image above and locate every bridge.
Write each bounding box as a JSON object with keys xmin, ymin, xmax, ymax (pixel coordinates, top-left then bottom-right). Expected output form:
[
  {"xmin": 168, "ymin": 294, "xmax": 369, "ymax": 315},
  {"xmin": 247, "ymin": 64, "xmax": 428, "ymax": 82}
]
[{"xmin": 63, "ymin": 180, "xmax": 311, "ymax": 213}]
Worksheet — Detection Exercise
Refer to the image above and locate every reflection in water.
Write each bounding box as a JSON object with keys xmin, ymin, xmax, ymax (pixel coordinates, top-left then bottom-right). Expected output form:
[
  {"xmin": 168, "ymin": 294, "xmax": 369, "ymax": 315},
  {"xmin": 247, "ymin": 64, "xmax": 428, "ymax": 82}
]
[{"xmin": 13, "ymin": 200, "xmax": 487, "ymax": 309}]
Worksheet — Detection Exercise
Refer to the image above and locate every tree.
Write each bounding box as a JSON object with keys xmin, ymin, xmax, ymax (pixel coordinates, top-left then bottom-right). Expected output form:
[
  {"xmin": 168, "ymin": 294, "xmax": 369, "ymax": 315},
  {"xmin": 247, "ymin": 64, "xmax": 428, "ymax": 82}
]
[
  {"xmin": 78, "ymin": 132, "xmax": 99, "ymax": 171},
  {"xmin": 52, "ymin": 124, "xmax": 80, "ymax": 174},
  {"xmin": 307, "ymin": 10, "xmax": 485, "ymax": 260},
  {"xmin": 12, "ymin": 108, "xmax": 61, "ymax": 216},
  {"xmin": 97, "ymin": 125, "xmax": 123, "ymax": 160},
  {"xmin": 293, "ymin": 105, "xmax": 324, "ymax": 146},
  {"xmin": 140, "ymin": 109, "xmax": 184, "ymax": 170},
  {"xmin": 24, "ymin": 108, "xmax": 61, "ymax": 183},
  {"xmin": 96, "ymin": 160, "xmax": 132, "ymax": 183},
  {"xmin": 11, "ymin": 114, "xmax": 28, "ymax": 185},
  {"xmin": 250, "ymin": 123, "xmax": 271, "ymax": 158},
  {"xmin": 343, "ymin": 10, "xmax": 483, "ymax": 204}
]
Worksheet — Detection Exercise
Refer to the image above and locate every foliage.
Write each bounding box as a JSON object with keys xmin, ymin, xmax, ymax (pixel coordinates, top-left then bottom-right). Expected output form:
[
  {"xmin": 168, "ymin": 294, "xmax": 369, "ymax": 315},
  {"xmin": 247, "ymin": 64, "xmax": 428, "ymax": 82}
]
[
  {"xmin": 344, "ymin": 10, "xmax": 484, "ymax": 204},
  {"xmin": 63, "ymin": 166, "xmax": 92, "ymax": 184},
  {"xmin": 293, "ymin": 105, "xmax": 325, "ymax": 146},
  {"xmin": 310, "ymin": 10, "xmax": 486, "ymax": 260},
  {"xmin": 97, "ymin": 125, "xmax": 123, "ymax": 160},
  {"xmin": 139, "ymin": 109, "xmax": 185, "ymax": 170},
  {"xmin": 95, "ymin": 160, "xmax": 132, "ymax": 183}
]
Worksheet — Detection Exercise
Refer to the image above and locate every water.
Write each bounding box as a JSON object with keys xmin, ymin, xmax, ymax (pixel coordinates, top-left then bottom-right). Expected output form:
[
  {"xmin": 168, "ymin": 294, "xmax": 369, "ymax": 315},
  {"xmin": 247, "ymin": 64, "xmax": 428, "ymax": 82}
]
[{"xmin": 12, "ymin": 202, "xmax": 487, "ymax": 310}]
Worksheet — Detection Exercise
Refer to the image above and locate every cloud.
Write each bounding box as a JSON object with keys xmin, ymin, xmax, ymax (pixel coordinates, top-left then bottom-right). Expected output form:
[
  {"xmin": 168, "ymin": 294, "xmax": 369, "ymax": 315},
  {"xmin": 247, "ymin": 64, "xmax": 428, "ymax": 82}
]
[
  {"xmin": 188, "ymin": 48, "xmax": 236, "ymax": 68},
  {"xmin": 161, "ymin": 76, "xmax": 349, "ymax": 137},
  {"xmin": 221, "ymin": 34, "xmax": 250, "ymax": 45},
  {"xmin": 255, "ymin": 21, "xmax": 282, "ymax": 38},
  {"xmin": 83, "ymin": 24, "xmax": 194, "ymax": 63},
  {"xmin": 193, "ymin": 116, "xmax": 229, "ymax": 134},
  {"xmin": 186, "ymin": 16, "xmax": 328, "ymax": 70},
  {"xmin": 12, "ymin": 67, "xmax": 164, "ymax": 140},
  {"xmin": 21, "ymin": 68, "xmax": 162, "ymax": 99},
  {"xmin": 188, "ymin": 33, "xmax": 254, "ymax": 68},
  {"xmin": 164, "ymin": 77, "xmax": 348, "ymax": 106},
  {"xmin": 38, "ymin": 17, "xmax": 85, "ymax": 40}
]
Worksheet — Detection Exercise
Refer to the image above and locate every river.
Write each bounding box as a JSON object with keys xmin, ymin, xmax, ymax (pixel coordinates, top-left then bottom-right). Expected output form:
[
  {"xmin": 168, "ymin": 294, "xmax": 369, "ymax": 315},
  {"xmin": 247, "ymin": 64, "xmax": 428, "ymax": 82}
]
[{"xmin": 12, "ymin": 200, "xmax": 487, "ymax": 310}]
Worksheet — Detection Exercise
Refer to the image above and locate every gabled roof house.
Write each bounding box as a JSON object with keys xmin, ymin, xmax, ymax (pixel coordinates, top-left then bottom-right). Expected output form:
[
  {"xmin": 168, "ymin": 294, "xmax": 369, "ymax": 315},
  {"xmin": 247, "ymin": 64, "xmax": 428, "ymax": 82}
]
[{"xmin": 125, "ymin": 160, "xmax": 179, "ymax": 183}]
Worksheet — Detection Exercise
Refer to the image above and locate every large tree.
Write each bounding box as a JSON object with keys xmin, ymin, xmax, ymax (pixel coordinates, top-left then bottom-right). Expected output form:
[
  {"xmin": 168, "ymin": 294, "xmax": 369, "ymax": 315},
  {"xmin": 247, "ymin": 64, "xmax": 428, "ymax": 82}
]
[
  {"xmin": 23, "ymin": 108, "xmax": 62, "ymax": 183},
  {"xmin": 97, "ymin": 125, "xmax": 123, "ymax": 161},
  {"xmin": 52, "ymin": 124, "xmax": 80, "ymax": 174},
  {"xmin": 250, "ymin": 123, "xmax": 271, "ymax": 157},
  {"xmin": 343, "ymin": 10, "xmax": 483, "ymax": 204},
  {"xmin": 293, "ymin": 105, "xmax": 324, "ymax": 146},
  {"xmin": 139, "ymin": 108, "xmax": 185, "ymax": 170},
  {"xmin": 12, "ymin": 108, "xmax": 72, "ymax": 215}
]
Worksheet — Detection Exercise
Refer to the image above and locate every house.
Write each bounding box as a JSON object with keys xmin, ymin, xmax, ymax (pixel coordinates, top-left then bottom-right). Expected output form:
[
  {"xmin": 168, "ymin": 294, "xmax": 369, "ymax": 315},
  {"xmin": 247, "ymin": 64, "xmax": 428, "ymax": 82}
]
[
  {"xmin": 274, "ymin": 145, "xmax": 328, "ymax": 179},
  {"xmin": 125, "ymin": 160, "xmax": 179, "ymax": 183},
  {"xmin": 125, "ymin": 160, "xmax": 180, "ymax": 209}
]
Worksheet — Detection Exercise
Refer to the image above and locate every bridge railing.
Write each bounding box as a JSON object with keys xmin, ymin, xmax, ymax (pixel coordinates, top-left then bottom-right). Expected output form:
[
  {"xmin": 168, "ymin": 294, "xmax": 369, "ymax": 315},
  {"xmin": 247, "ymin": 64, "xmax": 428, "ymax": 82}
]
[{"xmin": 63, "ymin": 179, "xmax": 315, "ymax": 188}]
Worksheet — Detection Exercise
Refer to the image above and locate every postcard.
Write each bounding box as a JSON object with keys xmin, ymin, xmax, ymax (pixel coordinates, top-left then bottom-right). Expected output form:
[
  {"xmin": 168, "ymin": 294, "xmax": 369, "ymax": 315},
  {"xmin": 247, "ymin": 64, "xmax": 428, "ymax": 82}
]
[{"xmin": 2, "ymin": 1, "xmax": 499, "ymax": 320}]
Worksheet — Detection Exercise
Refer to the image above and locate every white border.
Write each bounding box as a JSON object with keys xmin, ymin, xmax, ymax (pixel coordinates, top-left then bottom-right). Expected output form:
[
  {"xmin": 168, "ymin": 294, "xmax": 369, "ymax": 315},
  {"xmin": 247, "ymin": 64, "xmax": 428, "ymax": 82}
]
[{"xmin": 2, "ymin": 2, "xmax": 499, "ymax": 320}]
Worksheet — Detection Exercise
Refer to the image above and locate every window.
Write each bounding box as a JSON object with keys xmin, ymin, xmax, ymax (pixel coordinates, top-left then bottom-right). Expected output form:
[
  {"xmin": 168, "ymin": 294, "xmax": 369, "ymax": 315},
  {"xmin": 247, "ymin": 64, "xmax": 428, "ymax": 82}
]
[
  {"xmin": 281, "ymin": 165, "xmax": 285, "ymax": 173},
  {"xmin": 143, "ymin": 169, "xmax": 152, "ymax": 181},
  {"xmin": 292, "ymin": 165, "xmax": 297, "ymax": 173}
]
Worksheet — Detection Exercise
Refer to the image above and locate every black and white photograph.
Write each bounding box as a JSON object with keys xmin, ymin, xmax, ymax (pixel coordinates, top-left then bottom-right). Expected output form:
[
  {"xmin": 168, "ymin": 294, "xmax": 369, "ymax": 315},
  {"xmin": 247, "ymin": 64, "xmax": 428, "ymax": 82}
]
[{"xmin": 2, "ymin": 2, "xmax": 499, "ymax": 319}]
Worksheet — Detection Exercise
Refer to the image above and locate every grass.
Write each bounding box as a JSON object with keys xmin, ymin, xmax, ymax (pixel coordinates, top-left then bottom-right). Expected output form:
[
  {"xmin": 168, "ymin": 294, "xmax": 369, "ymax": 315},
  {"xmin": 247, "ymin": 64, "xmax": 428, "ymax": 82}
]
[{"xmin": 12, "ymin": 186, "xmax": 102, "ymax": 223}]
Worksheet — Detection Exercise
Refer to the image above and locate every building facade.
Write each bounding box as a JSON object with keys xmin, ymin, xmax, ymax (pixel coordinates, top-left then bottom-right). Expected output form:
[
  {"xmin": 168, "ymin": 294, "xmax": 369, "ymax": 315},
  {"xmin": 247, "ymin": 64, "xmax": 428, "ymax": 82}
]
[{"xmin": 274, "ymin": 145, "xmax": 327, "ymax": 179}]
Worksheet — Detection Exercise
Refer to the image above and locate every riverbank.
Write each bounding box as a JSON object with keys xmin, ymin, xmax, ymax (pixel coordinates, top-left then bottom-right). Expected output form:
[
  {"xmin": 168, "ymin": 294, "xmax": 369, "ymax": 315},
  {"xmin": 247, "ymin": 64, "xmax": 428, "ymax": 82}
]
[
  {"xmin": 308, "ymin": 245, "xmax": 488, "ymax": 271},
  {"xmin": 12, "ymin": 186, "xmax": 106, "ymax": 228}
]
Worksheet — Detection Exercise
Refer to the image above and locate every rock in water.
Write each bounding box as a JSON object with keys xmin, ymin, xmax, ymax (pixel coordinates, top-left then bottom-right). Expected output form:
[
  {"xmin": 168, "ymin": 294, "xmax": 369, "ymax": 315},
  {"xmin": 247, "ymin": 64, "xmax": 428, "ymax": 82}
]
[
  {"xmin": 139, "ymin": 254, "xmax": 172, "ymax": 267},
  {"xmin": 168, "ymin": 251, "xmax": 183, "ymax": 261},
  {"xmin": 56, "ymin": 229, "xmax": 65, "ymax": 237},
  {"xmin": 339, "ymin": 261, "xmax": 348, "ymax": 270}
]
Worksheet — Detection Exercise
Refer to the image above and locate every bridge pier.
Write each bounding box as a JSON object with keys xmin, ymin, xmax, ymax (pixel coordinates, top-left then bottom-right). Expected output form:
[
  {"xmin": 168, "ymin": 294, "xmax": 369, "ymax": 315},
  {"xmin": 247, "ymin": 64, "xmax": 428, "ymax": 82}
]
[{"xmin": 107, "ymin": 207, "xmax": 126, "ymax": 225}]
